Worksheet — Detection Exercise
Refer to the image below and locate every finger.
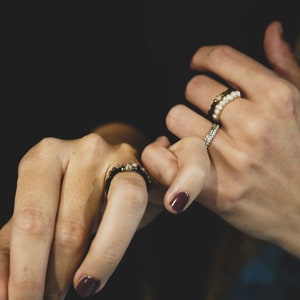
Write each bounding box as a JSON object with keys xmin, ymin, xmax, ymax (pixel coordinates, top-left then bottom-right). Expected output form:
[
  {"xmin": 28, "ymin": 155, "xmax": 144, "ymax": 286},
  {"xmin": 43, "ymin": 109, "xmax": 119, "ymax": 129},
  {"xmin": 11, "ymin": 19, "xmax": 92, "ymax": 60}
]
[
  {"xmin": 166, "ymin": 104, "xmax": 228, "ymax": 144},
  {"xmin": 44, "ymin": 135, "xmax": 107, "ymax": 298},
  {"xmin": 0, "ymin": 221, "xmax": 11, "ymax": 300},
  {"xmin": 166, "ymin": 104, "xmax": 210, "ymax": 138},
  {"xmin": 184, "ymin": 74, "xmax": 250, "ymax": 127},
  {"xmin": 73, "ymin": 165, "xmax": 148, "ymax": 297},
  {"xmin": 9, "ymin": 138, "xmax": 66, "ymax": 299},
  {"xmin": 142, "ymin": 136, "xmax": 210, "ymax": 213},
  {"xmin": 142, "ymin": 136, "xmax": 177, "ymax": 186},
  {"xmin": 185, "ymin": 74, "xmax": 228, "ymax": 110},
  {"xmin": 264, "ymin": 21, "xmax": 300, "ymax": 87},
  {"xmin": 190, "ymin": 43, "xmax": 281, "ymax": 100}
]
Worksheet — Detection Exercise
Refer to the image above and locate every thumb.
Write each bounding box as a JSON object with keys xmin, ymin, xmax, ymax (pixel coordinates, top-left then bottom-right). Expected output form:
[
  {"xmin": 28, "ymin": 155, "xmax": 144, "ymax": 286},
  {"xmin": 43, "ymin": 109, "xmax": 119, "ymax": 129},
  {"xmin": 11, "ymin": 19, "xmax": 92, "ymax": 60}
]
[{"xmin": 264, "ymin": 20, "xmax": 300, "ymax": 88}]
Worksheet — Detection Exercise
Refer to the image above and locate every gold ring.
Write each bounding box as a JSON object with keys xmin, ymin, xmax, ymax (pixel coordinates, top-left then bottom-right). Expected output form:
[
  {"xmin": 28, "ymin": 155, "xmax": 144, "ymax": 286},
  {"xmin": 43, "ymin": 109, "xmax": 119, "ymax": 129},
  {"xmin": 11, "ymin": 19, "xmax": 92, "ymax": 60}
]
[{"xmin": 208, "ymin": 89, "xmax": 241, "ymax": 124}]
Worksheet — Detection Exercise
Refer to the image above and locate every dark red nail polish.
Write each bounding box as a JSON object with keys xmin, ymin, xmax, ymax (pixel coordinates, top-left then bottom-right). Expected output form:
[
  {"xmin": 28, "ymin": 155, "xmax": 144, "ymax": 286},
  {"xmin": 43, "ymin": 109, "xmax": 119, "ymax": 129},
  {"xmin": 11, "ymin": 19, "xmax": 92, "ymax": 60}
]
[
  {"xmin": 76, "ymin": 276, "xmax": 101, "ymax": 298},
  {"xmin": 170, "ymin": 192, "xmax": 189, "ymax": 213}
]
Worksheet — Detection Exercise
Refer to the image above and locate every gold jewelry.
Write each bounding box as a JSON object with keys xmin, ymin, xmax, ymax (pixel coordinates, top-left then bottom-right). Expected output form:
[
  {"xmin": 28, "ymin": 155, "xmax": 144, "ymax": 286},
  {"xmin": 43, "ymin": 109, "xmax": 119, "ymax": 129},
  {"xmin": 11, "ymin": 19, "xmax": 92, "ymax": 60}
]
[
  {"xmin": 208, "ymin": 89, "xmax": 241, "ymax": 124},
  {"xmin": 104, "ymin": 162, "xmax": 151, "ymax": 195}
]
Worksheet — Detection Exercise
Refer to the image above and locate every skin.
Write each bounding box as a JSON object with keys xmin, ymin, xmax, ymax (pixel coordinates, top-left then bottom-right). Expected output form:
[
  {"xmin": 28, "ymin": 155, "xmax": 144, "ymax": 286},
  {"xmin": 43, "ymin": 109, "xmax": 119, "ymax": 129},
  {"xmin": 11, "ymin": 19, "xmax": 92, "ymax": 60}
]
[
  {"xmin": 0, "ymin": 20, "xmax": 299, "ymax": 299},
  {"xmin": 0, "ymin": 131, "xmax": 206, "ymax": 300},
  {"xmin": 142, "ymin": 20, "xmax": 300, "ymax": 258},
  {"xmin": 0, "ymin": 123, "xmax": 166, "ymax": 299}
]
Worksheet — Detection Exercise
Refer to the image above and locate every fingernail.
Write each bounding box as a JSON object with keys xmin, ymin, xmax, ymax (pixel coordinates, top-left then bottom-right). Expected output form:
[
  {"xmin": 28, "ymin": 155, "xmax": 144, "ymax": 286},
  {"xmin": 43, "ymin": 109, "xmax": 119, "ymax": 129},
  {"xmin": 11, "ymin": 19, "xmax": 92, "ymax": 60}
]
[
  {"xmin": 76, "ymin": 276, "xmax": 101, "ymax": 298},
  {"xmin": 170, "ymin": 192, "xmax": 189, "ymax": 213}
]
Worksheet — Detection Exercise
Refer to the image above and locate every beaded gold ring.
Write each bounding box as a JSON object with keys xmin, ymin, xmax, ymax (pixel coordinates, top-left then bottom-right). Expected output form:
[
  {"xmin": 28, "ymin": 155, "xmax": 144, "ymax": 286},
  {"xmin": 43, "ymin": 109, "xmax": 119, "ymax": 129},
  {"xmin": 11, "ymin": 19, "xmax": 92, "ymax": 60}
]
[{"xmin": 208, "ymin": 88, "xmax": 241, "ymax": 124}]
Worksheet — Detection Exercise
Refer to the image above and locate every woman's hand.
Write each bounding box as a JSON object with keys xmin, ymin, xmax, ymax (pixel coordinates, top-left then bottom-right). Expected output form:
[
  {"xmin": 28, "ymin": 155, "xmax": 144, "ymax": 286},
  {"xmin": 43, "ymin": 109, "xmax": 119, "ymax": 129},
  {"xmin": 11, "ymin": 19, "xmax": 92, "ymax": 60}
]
[
  {"xmin": 0, "ymin": 122, "xmax": 163, "ymax": 299},
  {"xmin": 142, "ymin": 21, "xmax": 300, "ymax": 258}
]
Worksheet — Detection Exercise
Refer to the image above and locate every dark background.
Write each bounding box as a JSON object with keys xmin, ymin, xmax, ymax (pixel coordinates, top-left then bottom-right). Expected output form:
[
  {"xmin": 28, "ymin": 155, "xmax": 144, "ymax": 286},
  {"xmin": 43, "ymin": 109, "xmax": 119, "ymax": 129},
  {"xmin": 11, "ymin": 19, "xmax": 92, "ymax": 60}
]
[{"xmin": 1, "ymin": 1, "xmax": 299, "ymax": 299}]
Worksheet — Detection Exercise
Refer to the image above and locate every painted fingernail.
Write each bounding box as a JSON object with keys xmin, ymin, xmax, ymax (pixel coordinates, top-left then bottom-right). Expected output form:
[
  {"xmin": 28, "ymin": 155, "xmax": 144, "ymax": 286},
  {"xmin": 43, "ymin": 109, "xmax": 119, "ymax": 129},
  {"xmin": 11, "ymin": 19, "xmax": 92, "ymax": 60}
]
[
  {"xmin": 76, "ymin": 276, "xmax": 101, "ymax": 298},
  {"xmin": 170, "ymin": 192, "xmax": 189, "ymax": 213}
]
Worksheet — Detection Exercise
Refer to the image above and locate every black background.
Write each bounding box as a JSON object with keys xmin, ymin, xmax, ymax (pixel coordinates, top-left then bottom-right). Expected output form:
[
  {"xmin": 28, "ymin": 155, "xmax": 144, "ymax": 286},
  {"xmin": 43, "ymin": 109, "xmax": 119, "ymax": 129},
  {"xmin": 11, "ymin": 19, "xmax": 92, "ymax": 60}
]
[{"xmin": 1, "ymin": 1, "xmax": 299, "ymax": 299}]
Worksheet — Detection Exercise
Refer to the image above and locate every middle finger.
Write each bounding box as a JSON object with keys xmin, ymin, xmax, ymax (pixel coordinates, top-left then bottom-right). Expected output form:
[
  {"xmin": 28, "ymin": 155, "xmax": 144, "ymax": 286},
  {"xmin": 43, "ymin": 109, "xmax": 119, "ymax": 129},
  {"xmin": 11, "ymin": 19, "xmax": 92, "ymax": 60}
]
[{"xmin": 44, "ymin": 136, "xmax": 106, "ymax": 298}]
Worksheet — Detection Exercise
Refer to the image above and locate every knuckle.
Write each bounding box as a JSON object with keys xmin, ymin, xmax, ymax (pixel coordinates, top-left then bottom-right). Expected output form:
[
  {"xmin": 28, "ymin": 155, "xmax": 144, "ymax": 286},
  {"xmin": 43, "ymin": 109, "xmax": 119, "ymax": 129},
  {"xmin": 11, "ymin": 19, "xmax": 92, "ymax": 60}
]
[
  {"xmin": 117, "ymin": 142, "xmax": 136, "ymax": 154},
  {"xmin": 166, "ymin": 104, "xmax": 186, "ymax": 129},
  {"xmin": 55, "ymin": 219, "xmax": 87, "ymax": 250},
  {"xmin": 79, "ymin": 132, "xmax": 104, "ymax": 147},
  {"xmin": 242, "ymin": 116, "xmax": 274, "ymax": 146},
  {"xmin": 13, "ymin": 207, "xmax": 53, "ymax": 236},
  {"xmin": 11, "ymin": 277, "xmax": 43, "ymax": 294},
  {"xmin": 205, "ymin": 45, "xmax": 234, "ymax": 65},
  {"xmin": 272, "ymin": 82, "xmax": 299, "ymax": 117},
  {"xmin": 125, "ymin": 191, "xmax": 147, "ymax": 212},
  {"xmin": 185, "ymin": 75, "xmax": 204, "ymax": 98},
  {"xmin": 216, "ymin": 199, "xmax": 240, "ymax": 217},
  {"xmin": 244, "ymin": 117, "xmax": 264, "ymax": 135},
  {"xmin": 72, "ymin": 133, "xmax": 110, "ymax": 170},
  {"xmin": 18, "ymin": 137, "xmax": 60, "ymax": 172},
  {"xmin": 215, "ymin": 182, "xmax": 245, "ymax": 215},
  {"xmin": 101, "ymin": 247, "xmax": 122, "ymax": 268},
  {"xmin": 232, "ymin": 144, "xmax": 262, "ymax": 175},
  {"xmin": 113, "ymin": 176, "xmax": 148, "ymax": 211},
  {"xmin": 113, "ymin": 142, "xmax": 137, "ymax": 159},
  {"xmin": 77, "ymin": 133, "xmax": 107, "ymax": 160},
  {"xmin": 77, "ymin": 134, "xmax": 136, "ymax": 165}
]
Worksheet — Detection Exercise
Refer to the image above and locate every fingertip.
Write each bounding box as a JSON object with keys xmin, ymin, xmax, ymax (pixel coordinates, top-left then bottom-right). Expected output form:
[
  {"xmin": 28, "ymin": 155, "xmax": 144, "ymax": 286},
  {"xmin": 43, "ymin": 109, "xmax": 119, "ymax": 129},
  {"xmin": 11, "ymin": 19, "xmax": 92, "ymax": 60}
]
[
  {"xmin": 162, "ymin": 137, "xmax": 210, "ymax": 214},
  {"xmin": 167, "ymin": 191, "xmax": 190, "ymax": 214},
  {"xmin": 75, "ymin": 275, "xmax": 101, "ymax": 298},
  {"xmin": 264, "ymin": 20, "xmax": 292, "ymax": 56}
]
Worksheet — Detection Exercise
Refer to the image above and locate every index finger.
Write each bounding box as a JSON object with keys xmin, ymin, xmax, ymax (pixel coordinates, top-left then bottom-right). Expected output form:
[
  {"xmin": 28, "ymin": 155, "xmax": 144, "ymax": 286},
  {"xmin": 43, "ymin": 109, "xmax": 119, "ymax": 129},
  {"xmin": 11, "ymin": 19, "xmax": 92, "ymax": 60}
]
[{"xmin": 142, "ymin": 136, "xmax": 210, "ymax": 214}]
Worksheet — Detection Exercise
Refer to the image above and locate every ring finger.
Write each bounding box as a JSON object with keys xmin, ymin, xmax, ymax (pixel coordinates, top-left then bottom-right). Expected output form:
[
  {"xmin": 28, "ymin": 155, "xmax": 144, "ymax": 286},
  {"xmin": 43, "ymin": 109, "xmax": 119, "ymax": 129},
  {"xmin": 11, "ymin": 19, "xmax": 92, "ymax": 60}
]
[
  {"xmin": 184, "ymin": 75, "xmax": 249, "ymax": 129},
  {"xmin": 73, "ymin": 163, "xmax": 149, "ymax": 298}
]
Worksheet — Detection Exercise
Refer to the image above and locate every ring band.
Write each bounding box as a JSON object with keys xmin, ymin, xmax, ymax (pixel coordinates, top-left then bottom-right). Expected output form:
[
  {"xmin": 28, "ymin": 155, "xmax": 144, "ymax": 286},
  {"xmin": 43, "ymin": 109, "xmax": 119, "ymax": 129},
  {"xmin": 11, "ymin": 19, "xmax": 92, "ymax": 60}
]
[
  {"xmin": 204, "ymin": 123, "xmax": 220, "ymax": 148},
  {"xmin": 104, "ymin": 162, "xmax": 151, "ymax": 195},
  {"xmin": 208, "ymin": 88, "xmax": 241, "ymax": 124},
  {"xmin": 208, "ymin": 88, "xmax": 234, "ymax": 119}
]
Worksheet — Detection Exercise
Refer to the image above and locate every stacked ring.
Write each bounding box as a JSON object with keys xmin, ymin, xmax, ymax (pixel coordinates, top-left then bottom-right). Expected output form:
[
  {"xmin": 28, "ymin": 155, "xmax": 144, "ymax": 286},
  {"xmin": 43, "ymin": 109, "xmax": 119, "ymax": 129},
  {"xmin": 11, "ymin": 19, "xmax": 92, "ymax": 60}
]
[
  {"xmin": 208, "ymin": 88, "xmax": 241, "ymax": 124},
  {"xmin": 204, "ymin": 123, "xmax": 220, "ymax": 148},
  {"xmin": 104, "ymin": 162, "xmax": 151, "ymax": 195}
]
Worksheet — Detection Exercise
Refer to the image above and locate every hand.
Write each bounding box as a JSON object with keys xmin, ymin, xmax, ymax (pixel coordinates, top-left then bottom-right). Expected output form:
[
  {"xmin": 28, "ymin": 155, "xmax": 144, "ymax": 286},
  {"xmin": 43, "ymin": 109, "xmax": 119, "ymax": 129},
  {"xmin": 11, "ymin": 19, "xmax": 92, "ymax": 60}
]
[
  {"xmin": 142, "ymin": 21, "xmax": 300, "ymax": 258},
  {"xmin": 0, "ymin": 122, "xmax": 162, "ymax": 299}
]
